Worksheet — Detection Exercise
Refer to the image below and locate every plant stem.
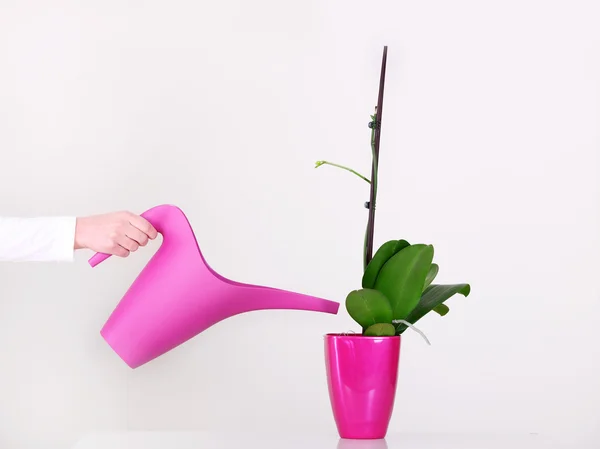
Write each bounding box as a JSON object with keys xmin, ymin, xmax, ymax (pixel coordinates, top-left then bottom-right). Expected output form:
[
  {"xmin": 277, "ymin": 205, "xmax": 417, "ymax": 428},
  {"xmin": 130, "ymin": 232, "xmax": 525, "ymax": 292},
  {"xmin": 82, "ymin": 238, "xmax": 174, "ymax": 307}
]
[
  {"xmin": 364, "ymin": 46, "xmax": 387, "ymax": 269},
  {"xmin": 363, "ymin": 113, "xmax": 379, "ymax": 270},
  {"xmin": 314, "ymin": 161, "xmax": 371, "ymax": 184},
  {"xmin": 370, "ymin": 120, "xmax": 378, "ymax": 200}
]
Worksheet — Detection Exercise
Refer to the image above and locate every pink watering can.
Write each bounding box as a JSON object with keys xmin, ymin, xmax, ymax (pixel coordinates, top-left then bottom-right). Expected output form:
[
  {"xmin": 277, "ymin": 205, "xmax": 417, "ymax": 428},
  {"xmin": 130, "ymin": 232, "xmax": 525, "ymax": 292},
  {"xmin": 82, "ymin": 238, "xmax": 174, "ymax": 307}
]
[{"xmin": 89, "ymin": 204, "xmax": 339, "ymax": 368}]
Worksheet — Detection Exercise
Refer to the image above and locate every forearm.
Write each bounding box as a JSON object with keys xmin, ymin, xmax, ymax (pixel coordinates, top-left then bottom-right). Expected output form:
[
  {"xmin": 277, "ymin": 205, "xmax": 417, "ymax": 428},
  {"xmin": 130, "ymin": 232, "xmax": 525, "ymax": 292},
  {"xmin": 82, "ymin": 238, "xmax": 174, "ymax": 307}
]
[{"xmin": 0, "ymin": 217, "xmax": 76, "ymax": 262}]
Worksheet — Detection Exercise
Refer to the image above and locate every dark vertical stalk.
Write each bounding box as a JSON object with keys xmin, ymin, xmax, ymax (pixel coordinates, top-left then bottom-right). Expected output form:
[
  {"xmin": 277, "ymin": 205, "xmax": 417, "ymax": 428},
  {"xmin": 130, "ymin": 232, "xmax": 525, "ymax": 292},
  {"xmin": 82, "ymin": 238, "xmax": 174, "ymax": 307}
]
[{"xmin": 364, "ymin": 45, "xmax": 388, "ymax": 267}]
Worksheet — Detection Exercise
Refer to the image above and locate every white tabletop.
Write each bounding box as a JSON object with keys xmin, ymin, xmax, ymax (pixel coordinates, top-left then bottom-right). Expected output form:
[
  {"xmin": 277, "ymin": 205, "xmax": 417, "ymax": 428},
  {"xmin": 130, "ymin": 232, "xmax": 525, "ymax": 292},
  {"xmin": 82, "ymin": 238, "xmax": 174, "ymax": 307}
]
[{"xmin": 72, "ymin": 431, "xmax": 573, "ymax": 449}]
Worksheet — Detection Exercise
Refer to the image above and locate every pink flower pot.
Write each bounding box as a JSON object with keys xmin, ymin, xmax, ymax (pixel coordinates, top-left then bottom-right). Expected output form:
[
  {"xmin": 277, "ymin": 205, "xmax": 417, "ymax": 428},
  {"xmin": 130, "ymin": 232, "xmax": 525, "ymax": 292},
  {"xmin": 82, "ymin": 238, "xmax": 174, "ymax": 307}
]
[{"xmin": 324, "ymin": 333, "xmax": 401, "ymax": 439}]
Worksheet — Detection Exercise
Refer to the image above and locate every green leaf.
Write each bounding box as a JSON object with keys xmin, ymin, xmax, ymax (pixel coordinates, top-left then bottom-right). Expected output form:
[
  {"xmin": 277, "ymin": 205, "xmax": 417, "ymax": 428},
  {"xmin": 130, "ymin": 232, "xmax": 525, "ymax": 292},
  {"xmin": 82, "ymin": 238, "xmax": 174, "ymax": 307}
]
[
  {"xmin": 424, "ymin": 263, "xmax": 439, "ymax": 290},
  {"xmin": 374, "ymin": 244, "xmax": 434, "ymax": 320},
  {"xmin": 362, "ymin": 239, "xmax": 410, "ymax": 289},
  {"xmin": 433, "ymin": 304, "xmax": 450, "ymax": 316},
  {"xmin": 345, "ymin": 288, "xmax": 393, "ymax": 329},
  {"xmin": 364, "ymin": 323, "xmax": 396, "ymax": 336},
  {"xmin": 396, "ymin": 283, "xmax": 471, "ymax": 333}
]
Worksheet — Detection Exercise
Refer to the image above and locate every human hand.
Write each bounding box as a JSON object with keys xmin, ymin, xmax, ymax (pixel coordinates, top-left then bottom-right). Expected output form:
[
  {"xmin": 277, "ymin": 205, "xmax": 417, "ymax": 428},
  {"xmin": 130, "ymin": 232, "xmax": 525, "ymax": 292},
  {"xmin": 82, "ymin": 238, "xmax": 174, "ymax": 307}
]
[{"xmin": 74, "ymin": 211, "xmax": 158, "ymax": 257}]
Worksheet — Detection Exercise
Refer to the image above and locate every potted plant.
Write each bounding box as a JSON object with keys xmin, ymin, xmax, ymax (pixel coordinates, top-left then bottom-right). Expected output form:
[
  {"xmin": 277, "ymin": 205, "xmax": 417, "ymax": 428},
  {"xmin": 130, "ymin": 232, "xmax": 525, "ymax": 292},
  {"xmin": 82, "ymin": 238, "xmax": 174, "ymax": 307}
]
[{"xmin": 316, "ymin": 46, "xmax": 472, "ymax": 440}]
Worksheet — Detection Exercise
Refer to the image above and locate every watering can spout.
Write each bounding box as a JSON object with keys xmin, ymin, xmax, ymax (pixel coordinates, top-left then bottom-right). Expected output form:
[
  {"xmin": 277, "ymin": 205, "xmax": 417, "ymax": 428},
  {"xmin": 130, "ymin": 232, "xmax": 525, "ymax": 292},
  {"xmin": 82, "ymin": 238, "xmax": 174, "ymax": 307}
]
[
  {"xmin": 89, "ymin": 204, "xmax": 339, "ymax": 368},
  {"xmin": 233, "ymin": 284, "xmax": 340, "ymax": 316}
]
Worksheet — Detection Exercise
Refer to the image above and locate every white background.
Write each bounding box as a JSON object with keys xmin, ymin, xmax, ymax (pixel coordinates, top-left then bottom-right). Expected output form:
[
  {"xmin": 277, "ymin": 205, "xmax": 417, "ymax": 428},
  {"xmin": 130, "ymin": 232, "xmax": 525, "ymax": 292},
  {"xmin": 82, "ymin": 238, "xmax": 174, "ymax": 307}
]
[{"xmin": 0, "ymin": 1, "xmax": 598, "ymax": 448}]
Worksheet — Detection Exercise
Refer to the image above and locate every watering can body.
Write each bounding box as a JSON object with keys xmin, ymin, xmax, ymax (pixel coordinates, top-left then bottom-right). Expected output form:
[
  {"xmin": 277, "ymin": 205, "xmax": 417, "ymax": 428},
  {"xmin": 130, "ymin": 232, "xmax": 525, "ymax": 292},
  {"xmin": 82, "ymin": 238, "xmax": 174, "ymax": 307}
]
[{"xmin": 89, "ymin": 204, "xmax": 339, "ymax": 368}]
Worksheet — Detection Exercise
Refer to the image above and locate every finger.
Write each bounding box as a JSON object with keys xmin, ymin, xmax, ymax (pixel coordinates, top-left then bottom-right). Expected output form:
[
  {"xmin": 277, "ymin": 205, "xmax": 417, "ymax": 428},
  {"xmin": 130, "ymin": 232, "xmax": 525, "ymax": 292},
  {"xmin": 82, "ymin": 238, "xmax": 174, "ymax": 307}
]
[
  {"xmin": 127, "ymin": 213, "xmax": 158, "ymax": 239},
  {"xmin": 110, "ymin": 243, "xmax": 130, "ymax": 258},
  {"xmin": 126, "ymin": 223, "xmax": 149, "ymax": 246},
  {"xmin": 117, "ymin": 235, "xmax": 140, "ymax": 253}
]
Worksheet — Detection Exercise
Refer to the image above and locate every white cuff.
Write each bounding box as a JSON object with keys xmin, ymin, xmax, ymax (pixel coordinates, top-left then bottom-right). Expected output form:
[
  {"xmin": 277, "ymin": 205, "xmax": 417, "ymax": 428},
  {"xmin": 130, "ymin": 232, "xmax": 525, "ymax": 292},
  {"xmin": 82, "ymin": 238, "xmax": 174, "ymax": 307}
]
[{"xmin": 47, "ymin": 216, "xmax": 77, "ymax": 262}]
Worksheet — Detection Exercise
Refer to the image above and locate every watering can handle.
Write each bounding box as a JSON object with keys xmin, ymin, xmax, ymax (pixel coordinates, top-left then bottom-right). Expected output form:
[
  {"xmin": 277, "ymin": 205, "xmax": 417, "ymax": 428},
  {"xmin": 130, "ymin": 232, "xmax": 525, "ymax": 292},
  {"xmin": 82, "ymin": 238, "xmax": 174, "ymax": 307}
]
[{"xmin": 87, "ymin": 205, "xmax": 174, "ymax": 268}]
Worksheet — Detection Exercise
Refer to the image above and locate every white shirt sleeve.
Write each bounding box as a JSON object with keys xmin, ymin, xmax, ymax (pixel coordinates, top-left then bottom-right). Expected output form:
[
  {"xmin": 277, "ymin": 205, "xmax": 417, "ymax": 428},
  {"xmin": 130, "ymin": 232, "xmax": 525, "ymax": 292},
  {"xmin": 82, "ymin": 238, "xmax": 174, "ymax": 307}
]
[{"xmin": 0, "ymin": 217, "xmax": 77, "ymax": 262}]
